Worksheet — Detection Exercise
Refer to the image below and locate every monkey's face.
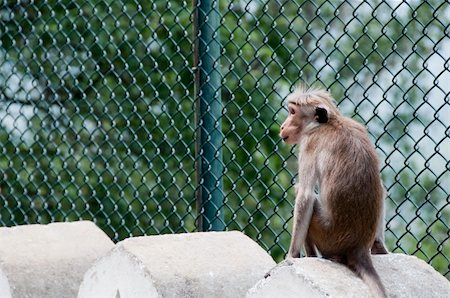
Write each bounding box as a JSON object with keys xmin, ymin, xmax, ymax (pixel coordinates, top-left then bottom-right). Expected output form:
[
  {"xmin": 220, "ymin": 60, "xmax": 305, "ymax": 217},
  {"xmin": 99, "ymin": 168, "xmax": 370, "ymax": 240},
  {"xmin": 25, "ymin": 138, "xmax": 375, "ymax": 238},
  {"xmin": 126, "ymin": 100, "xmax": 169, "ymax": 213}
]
[
  {"xmin": 280, "ymin": 103, "xmax": 308, "ymax": 144},
  {"xmin": 280, "ymin": 102, "xmax": 329, "ymax": 144}
]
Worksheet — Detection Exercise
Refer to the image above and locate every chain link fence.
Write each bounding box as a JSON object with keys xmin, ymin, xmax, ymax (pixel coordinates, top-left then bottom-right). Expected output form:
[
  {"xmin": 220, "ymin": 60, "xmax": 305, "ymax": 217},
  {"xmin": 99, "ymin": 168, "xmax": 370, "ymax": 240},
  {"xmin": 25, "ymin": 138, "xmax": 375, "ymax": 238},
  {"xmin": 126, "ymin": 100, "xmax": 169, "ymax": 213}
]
[{"xmin": 0, "ymin": 0, "xmax": 448, "ymax": 279}]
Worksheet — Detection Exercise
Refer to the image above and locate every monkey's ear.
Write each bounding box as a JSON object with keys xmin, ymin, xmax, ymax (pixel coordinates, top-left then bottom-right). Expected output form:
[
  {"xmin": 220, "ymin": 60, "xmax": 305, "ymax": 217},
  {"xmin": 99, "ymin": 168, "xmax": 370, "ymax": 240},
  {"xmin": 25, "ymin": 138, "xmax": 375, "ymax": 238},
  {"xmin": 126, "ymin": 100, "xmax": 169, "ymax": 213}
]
[{"xmin": 315, "ymin": 107, "xmax": 328, "ymax": 123}]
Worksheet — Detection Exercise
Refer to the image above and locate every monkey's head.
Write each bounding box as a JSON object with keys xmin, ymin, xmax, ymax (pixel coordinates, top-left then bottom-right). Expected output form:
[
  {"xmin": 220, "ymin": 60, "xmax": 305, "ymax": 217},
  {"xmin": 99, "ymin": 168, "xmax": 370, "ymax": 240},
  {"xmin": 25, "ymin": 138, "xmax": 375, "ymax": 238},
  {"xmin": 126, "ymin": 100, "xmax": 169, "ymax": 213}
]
[{"xmin": 280, "ymin": 87, "xmax": 339, "ymax": 144}]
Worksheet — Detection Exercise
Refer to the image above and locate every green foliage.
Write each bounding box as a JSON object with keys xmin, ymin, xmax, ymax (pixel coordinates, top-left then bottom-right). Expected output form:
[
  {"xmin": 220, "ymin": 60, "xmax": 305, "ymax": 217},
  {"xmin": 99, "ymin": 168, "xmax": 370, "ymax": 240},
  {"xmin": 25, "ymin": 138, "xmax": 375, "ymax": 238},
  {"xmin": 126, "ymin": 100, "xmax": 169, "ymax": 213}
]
[{"xmin": 1, "ymin": 0, "xmax": 198, "ymax": 237}]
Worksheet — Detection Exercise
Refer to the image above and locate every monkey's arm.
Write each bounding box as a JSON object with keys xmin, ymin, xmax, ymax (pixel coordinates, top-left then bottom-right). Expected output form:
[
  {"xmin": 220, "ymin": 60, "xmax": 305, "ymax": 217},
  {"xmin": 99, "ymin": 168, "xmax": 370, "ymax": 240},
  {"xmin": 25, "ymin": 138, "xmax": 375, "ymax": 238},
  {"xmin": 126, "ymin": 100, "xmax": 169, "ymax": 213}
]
[
  {"xmin": 287, "ymin": 160, "xmax": 317, "ymax": 259},
  {"xmin": 288, "ymin": 189, "xmax": 315, "ymax": 258}
]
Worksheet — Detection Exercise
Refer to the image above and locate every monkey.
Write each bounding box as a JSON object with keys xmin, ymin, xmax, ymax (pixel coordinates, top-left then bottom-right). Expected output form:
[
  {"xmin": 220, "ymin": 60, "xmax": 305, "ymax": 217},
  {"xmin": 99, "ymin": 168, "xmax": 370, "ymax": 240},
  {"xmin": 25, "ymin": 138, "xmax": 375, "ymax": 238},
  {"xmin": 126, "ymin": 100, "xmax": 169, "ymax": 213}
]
[{"xmin": 279, "ymin": 86, "xmax": 388, "ymax": 298}]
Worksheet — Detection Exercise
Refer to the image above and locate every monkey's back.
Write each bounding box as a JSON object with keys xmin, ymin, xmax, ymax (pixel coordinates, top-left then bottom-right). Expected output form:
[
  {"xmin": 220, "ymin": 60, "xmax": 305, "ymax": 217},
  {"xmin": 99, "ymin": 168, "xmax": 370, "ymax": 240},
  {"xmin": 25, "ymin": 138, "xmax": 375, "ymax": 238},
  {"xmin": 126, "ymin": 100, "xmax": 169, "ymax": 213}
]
[{"xmin": 309, "ymin": 117, "xmax": 384, "ymax": 253}]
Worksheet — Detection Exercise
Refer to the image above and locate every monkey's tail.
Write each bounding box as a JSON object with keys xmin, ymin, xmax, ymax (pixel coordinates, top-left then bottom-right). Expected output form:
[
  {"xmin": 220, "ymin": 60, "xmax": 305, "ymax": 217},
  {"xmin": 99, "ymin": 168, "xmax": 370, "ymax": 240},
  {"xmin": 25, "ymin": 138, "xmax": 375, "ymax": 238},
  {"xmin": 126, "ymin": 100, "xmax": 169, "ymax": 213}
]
[{"xmin": 347, "ymin": 251, "xmax": 387, "ymax": 298}]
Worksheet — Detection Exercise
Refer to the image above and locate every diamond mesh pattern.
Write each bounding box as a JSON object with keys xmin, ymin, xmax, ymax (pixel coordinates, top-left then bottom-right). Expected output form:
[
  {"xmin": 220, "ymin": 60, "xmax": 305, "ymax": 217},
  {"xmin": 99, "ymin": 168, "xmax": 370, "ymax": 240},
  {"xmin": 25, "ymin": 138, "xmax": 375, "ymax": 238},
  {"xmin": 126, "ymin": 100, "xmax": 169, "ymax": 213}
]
[{"xmin": 0, "ymin": 0, "xmax": 448, "ymax": 279}]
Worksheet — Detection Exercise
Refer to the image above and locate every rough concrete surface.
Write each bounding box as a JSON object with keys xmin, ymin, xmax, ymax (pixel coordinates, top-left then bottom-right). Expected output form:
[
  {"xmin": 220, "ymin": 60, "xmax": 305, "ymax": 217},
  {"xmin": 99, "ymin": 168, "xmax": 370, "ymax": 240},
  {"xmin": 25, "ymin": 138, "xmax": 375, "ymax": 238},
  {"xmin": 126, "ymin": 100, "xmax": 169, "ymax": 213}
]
[
  {"xmin": 78, "ymin": 231, "xmax": 276, "ymax": 298},
  {"xmin": 0, "ymin": 221, "xmax": 114, "ymax": 298},
  {"xmin": 247, "ymin": 253, "xmax": 450, "ymax": 298}
]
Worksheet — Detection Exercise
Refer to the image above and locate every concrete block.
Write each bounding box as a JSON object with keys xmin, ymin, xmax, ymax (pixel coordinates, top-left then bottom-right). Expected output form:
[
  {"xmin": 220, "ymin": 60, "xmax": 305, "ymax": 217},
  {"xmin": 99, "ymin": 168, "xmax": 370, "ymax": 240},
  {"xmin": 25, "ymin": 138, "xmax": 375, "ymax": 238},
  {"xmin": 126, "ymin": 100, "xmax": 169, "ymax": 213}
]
[
  {"xmin": 78, "ymin": 231, "xmax": 276, "ymax": 298},
  {"xmin": 0, "ymin": 221, "xmax": 114, "ymax": 298},
  {"xmin": 247, "ymin": 253, "xmax": 450, "ymax": 298}
]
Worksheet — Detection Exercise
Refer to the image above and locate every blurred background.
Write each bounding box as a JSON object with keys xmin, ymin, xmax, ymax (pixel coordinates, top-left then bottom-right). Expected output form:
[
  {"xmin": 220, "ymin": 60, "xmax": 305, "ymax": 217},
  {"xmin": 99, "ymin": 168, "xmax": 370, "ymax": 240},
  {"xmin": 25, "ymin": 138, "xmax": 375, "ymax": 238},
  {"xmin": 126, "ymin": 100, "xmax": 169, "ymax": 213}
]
[{"xmin": 0, "ymin": 0, "xmax": 448, "ymax": 278}]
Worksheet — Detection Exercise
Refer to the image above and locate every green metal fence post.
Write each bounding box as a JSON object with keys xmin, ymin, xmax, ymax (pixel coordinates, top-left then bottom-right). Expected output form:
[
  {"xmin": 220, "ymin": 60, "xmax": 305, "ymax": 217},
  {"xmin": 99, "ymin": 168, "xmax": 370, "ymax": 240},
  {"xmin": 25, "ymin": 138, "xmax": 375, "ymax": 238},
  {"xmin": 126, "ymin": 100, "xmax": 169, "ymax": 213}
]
[{"xmin": 194, "ymin": 0, "xmax": 224, "ymax": 231}]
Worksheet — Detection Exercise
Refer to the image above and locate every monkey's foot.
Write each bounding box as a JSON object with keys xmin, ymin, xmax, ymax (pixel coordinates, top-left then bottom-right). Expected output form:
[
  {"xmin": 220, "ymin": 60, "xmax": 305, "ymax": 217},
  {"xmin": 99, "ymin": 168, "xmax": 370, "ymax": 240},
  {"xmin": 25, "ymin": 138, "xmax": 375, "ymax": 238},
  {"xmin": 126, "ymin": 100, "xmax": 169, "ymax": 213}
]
[{"xmin": 371, "ymin": 240, "xmax": 389, "ymax": 254}]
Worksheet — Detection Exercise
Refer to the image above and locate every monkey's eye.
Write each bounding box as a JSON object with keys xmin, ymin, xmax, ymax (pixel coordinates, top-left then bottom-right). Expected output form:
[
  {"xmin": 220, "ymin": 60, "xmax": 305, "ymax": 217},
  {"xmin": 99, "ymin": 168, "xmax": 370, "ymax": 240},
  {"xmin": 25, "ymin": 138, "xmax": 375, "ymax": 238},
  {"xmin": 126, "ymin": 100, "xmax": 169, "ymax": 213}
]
[{"xmin": 289, "ymin": 108, "xmax": 295, "ymax": 115}]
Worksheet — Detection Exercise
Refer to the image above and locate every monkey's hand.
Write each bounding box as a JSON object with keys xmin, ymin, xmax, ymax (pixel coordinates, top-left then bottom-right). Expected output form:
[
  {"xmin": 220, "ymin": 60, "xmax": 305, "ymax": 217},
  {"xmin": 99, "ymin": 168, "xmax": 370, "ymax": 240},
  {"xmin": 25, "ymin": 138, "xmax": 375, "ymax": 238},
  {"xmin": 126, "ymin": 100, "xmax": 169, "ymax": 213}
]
[
  {"xmin": 282, "ymin": 258, "xmax": 295, "ymax": 266},
  {"xmin": 287, "ymin": 245, "xmax": 301, "ymax": 259}
]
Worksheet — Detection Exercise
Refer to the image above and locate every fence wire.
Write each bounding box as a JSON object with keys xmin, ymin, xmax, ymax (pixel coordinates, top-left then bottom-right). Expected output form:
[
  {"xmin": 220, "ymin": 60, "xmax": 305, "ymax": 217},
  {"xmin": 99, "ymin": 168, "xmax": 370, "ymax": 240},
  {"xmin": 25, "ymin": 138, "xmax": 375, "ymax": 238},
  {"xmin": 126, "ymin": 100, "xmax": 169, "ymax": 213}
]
[{"xmin": 0, "ymin": 0, "xmax": 448, "ymax": 279}]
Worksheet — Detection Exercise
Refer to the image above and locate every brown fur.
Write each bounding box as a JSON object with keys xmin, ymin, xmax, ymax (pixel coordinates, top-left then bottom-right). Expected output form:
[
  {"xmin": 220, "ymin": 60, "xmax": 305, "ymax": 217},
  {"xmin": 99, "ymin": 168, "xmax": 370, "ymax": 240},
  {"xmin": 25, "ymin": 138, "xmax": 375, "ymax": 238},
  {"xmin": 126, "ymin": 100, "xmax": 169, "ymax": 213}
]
[{"xmin": 280, "ymin": 87, "xmax": 388, "ymax": 297}]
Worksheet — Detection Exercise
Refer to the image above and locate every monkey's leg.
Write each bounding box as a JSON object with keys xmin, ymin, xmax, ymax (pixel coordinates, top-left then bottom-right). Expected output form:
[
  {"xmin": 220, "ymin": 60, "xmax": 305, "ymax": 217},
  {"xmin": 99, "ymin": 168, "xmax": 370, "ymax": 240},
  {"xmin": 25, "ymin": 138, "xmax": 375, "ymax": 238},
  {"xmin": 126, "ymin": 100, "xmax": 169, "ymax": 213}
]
[
  {"xmin": 371, "ymin": 239, "xmax": 388, "ymax": 254},
  {"xmin": 307, "ymin": 199, "xmax": 338, "ymax": 258},
  {"xmin": 305, "ymin": 229, "xmax": 318, "ymax": 257},
  {"xmin": 371, "ymin": 200, "xmax": 389, "ymax": 254}
]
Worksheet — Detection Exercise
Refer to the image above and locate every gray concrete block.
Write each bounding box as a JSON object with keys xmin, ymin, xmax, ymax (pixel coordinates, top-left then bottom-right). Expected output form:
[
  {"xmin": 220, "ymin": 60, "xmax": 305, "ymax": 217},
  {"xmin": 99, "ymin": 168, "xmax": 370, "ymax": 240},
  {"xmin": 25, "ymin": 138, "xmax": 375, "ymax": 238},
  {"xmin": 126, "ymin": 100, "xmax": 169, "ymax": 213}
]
[
  {"xmin": 0, "ymin": 221, "xmax": 114, "ymax": 298},
  {"xmin": 78, "ymin": 231, "xmax": 276, "ymax": 298},
  {"xmin": 247, "ymin": 253, "xmax": 450, "ymax": 298}
]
